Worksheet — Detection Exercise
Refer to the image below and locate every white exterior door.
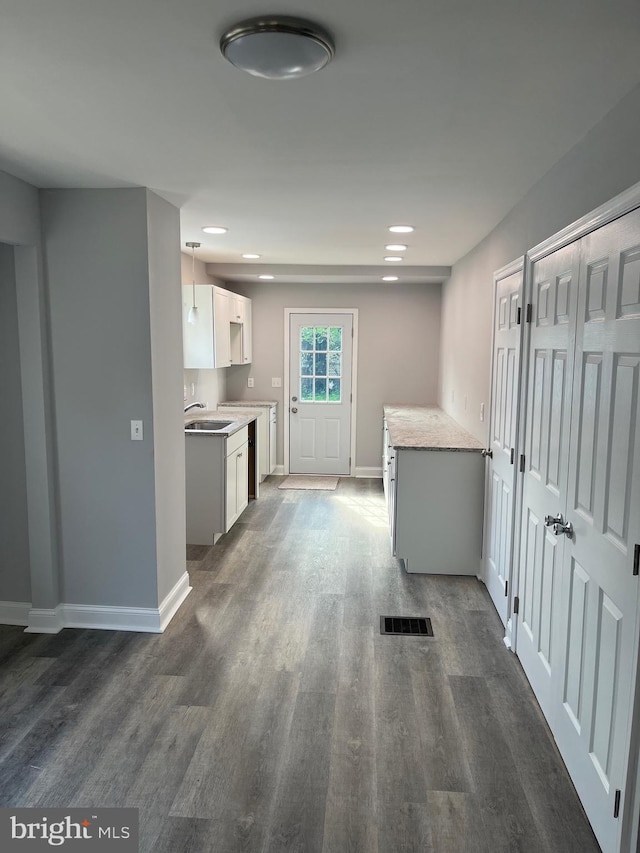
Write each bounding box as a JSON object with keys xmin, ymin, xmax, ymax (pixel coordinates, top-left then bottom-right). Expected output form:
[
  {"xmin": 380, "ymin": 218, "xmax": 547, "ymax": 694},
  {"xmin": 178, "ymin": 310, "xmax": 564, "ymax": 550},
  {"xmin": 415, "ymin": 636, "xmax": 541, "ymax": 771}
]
[
  {"xmin": 289, "ymin": 313, "xmax": 353, "ymax": 475},
  {"xmin": 514, "ymin": 207, "xmax": 640, "ymax": 853},
  {"xmin": 483, "ymin": 261, "xmax": 523, "ymax": 625}
]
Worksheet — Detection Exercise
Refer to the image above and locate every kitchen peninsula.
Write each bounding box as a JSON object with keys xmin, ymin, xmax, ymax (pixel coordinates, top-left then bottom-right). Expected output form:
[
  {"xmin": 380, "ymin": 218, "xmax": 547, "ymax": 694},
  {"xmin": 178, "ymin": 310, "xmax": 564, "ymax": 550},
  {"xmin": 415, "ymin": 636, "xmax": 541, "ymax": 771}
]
[{"xmin": 383, "ymin": 405, "xmax": 485, "ymax": 574}]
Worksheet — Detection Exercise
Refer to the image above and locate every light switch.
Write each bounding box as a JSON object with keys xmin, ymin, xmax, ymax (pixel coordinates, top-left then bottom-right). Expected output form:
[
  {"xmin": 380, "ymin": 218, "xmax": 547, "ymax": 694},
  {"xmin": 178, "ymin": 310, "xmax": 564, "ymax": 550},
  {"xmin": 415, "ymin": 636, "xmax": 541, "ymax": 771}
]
[
  {"xmin": 131, "ymin": 420, "xmax": 143, "ymax": 441},
  {"xmin": 247, "ymin": 377, "xmax": 255, "ymax": 388},
  {"xmin": 272, "ymin": 377, "xmax": 282, "ymax": 388}
]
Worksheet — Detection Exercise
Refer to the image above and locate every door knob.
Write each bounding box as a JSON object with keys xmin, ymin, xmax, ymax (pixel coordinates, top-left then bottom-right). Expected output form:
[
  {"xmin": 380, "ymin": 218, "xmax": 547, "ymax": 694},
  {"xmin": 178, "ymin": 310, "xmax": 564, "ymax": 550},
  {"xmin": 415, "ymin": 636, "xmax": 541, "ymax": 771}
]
[
  {"xmin": 553, "ymin": 520, "xmax": 574, "ymax": 539},
  {"xmin": 545, "ymin": 513, "xmax": 563, "ymax": 527},
  {"xmin": 291, "ymin": 407, "xmax": 298, "ymax": 413},
  {"xmin": 481, "ymin": 448, "xmax": 493, "ymax": 458}
]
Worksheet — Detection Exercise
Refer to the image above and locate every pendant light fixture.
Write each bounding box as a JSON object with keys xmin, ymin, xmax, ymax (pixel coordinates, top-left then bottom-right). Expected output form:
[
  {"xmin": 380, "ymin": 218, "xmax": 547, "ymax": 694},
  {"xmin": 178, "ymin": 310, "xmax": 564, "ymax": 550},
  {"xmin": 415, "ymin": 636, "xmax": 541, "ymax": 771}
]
[
  {"xmin": 186, "ymin": 241, "xmax": 201, "ymax": 325},
  {"xmin": 220, "ymin": 16, "xmax": 334, "ymax": 80}
]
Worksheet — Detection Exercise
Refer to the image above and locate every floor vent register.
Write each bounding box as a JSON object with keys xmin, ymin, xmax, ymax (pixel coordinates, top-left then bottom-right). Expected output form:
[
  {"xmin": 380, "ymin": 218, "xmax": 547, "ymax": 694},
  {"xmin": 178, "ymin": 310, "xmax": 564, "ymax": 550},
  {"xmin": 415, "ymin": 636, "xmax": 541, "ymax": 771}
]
[{"xmin": 380, "ymin": 616, "xmax": 434, "ymax": 636}]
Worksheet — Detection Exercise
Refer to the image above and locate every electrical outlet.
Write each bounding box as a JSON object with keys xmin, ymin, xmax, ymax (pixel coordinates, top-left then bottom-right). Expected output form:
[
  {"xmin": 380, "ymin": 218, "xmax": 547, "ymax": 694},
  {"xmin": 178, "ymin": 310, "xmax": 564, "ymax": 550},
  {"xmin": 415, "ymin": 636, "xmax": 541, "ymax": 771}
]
[
  {"xmin": 480, "ymin": 403, "xmax": 485, "ymax": 422},
  {"xmin": 130, "ymin": 420, "xmax": 143, "ymax": 441},
  {"xmin": 248, "ymin": 377, "xmax": 255, "ymax": 388},
  {"xmin": 272, "ymin": 377, "xmax": 282, "ymax": 388}
]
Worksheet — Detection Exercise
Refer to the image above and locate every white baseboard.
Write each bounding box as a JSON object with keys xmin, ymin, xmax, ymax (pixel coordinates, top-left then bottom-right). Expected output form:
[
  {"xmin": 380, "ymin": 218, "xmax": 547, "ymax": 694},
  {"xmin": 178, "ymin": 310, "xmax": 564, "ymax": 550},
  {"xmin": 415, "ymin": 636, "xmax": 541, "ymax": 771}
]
[
  {"xmin": 273, "ymin": 464, "xmax": 285, "ymax": 476},
  {"xmin": 17, "ymin": 572, "xmax": 193, "ymax": 635},
  {"xmin": 0, "ymin": 601, "xmax": 31, "ymax": 627},
  {"xmin": 158, "ymin": 572, "xmax": 192, "ymax": 632},
  {"xmin": 354, "ymin": 467, "xmax": 382, "ymax": 478},
  {"xmin": 25, "ymin": 605, "xmax": 65, "ymax": 633}
]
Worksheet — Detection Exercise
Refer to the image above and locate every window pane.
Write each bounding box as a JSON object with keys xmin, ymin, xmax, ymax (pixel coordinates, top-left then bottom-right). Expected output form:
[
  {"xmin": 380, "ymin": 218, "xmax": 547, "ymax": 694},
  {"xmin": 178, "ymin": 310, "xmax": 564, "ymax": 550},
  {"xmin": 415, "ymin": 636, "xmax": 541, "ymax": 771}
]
[
  {"xmin": 300, "ymin": 352, "xmax": 313, "ymax": 375},
  {"xmin": 301, "ymin": 378, "xmax": 313, "ymax": 401},
  {"xmin": 328, "ymin": 379, "xmax": 341, "ymax": 402},
  {"xmin": 315, "ymin": 327, "xmax": 328, "ymax": 350},
  {"xmin": 300, "ymin": 327, "xmax": 314, "ymax": 351},
  {"xmin": 314, "ymin": 378, "xmax": 327, "ymax": 400},
  {"xmin": 328, "ymin": 353, "xmax": 341, "ymax": 376},
  {"xmin": 329, "ymin": 327, "xmax": 342, "ymax": 351},
  {"xmin": 314, "ymin": 352, "xmax": 327, "ymax": 376}
]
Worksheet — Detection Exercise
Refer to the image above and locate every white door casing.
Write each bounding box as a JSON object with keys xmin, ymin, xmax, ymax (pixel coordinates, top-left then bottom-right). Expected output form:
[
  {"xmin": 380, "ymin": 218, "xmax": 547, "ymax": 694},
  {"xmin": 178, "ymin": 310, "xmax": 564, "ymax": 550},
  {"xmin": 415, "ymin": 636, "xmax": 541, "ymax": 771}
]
[
  {"xmin": 483, "ymin": 259, "xmax": 524, "ymax": 627},
  {"xmin": 287, "ymin": 312, "xmax": 355, "ymax": 475}
]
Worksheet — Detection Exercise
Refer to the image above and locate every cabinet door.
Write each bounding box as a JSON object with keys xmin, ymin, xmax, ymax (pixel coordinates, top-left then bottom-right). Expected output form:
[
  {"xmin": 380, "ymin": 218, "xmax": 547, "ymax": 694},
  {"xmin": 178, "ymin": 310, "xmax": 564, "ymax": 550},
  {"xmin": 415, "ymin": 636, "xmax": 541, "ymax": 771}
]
[
  {"xmin": 269, "ymin": 408, "xmax": 276, "ymax": 474},
  {"xmin": 242, "ymin": 299, "xmax": 252, "ymax": 363},
  {"xmin": 235, "ymin": 444, "xmax": 249, "ymax": 517},
  {"xmin": 183, "ymin": 285, "xmax": 214, "ymax": 368},
  {"xmin": 225, "ymin": 444, "xmax": 238, "ymax": 532},
  {"xmin": 213, "ymin": 289, "xmax": 231, "ymax": 367}
]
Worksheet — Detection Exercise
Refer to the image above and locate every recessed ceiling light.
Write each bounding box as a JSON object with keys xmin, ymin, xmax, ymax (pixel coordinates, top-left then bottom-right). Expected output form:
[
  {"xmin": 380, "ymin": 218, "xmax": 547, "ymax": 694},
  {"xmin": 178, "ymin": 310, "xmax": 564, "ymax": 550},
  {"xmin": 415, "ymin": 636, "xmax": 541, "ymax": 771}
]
[
  {"xmin": 242, "ymin": 253, "xmax": 261, "ymax": 259},
  {"xmin": 384, "ymin": 256, "xmax": 403, "ymax": 262},
  {"xmin": 202, "ymin": 225, "xmax": 228, "ymax": 235},
  {"xmin": 388, "ymin": 225, "xmax": 414, "ymax": 234},
  {"xmin": 220, "ymin": 16, "xmax": 335, "ymax": 80},
  {"xmin": 382, "ymin": 276, "xmax": 399, "ymax": 282},
  {"xmin": 385, "ymin": 244, "xmax": 407, "ymax": 252},
  {"xmin": 258, "ymin": 274, "xmax": 274, "ymax": 280}
]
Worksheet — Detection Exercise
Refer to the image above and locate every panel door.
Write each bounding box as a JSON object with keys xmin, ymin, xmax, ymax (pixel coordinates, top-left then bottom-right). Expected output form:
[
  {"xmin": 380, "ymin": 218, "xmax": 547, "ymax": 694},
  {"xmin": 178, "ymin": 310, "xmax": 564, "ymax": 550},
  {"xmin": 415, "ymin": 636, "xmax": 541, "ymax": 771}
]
[
  {"xmin": 515, "ymin": 241, "xmax": 581, "ymax": 723},
  {"xmin": 289, "ymin": 314, "xmax": 353, "ymax": 475},
  {"xmin": 552, "ymin": 208, "xmax": 640, "ymax": 852},
  {"xmin": 483, "ymin": 264, "xmax": 523, "ymax": 625}
]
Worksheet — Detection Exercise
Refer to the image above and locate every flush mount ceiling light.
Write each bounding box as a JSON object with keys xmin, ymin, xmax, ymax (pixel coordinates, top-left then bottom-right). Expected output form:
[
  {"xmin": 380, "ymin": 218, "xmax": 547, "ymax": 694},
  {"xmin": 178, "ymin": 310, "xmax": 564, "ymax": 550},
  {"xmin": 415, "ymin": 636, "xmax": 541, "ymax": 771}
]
[
  {"xmin": 186, "ymin": 241, "xmax": 201, "ymax": 325},
  {"xmin": 258, "ymin": 274, "xmax": 274, "ymax": 280},
  {"xmin": 384, "ymin": 256, "xmax": 403, "ymax": 262},
  {"xmin": 202, "ymin": 225, "xmax": 228, "ymax": 235},
  {"xmin": 220, "ymin": 16, "xmax": 335, "ymax": 80},
  {"xmin": 382, "ymin": 276, "xmax": 399, "ymax": 282},
  {"xmin": 388, "ymin": 225, "xmax": 415, "ymax": 234},
  {"xmin": 385, "ymin": 244, "xmax": 407, "ymax": 251},
  {"xmin": 242, "ymin": 253, "xmax": 261, "ymax": 259}
]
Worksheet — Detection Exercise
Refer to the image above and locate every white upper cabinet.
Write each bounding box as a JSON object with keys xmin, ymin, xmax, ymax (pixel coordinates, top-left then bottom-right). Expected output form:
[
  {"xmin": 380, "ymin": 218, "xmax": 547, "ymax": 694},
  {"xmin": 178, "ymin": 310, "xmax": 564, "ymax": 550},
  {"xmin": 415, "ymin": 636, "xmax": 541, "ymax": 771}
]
[{"xmin": 183, "ymin": 284, "xmax": 251, "ymax": 369}]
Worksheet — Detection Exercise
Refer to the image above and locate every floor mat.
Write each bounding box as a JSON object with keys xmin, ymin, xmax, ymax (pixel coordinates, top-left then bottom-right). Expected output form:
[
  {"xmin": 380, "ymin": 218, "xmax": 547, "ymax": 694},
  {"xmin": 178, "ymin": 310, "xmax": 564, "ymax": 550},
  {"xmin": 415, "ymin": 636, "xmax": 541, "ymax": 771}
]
[{"xmin": 278, "ymin": 475, "xmax": 339, "ymax": 490}]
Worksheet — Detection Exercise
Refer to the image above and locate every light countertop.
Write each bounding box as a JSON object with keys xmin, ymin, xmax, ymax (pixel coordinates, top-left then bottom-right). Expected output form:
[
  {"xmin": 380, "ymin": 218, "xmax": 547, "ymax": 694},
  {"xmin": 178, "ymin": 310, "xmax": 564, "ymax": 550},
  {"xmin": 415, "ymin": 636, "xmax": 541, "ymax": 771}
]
[
  {"xmin": 220, "ymin": 400, "xmax": 278, "ymax": 408},
  {"xmin": 383, "ymin": 405, "xmax": 484, "ymax": 452},
  {"xmin": 184, "ymin": 408, "xmax": 257, "ymax": 437}
]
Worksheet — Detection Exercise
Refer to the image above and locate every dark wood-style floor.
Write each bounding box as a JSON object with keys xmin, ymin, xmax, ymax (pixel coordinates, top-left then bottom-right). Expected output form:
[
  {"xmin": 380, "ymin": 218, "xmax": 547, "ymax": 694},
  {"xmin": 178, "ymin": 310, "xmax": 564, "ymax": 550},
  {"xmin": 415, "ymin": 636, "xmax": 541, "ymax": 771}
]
[{"xmin": 0, "ymin": 477, "xmax": 600, "ymax": 852}]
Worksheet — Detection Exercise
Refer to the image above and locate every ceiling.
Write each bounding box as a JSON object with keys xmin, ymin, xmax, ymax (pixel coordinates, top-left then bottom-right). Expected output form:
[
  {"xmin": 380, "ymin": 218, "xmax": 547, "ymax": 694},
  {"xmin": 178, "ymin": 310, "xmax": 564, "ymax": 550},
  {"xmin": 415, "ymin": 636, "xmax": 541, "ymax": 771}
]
[{"xmin": 2, "ymin": 0, "xmax": 640, "ymax": 285}]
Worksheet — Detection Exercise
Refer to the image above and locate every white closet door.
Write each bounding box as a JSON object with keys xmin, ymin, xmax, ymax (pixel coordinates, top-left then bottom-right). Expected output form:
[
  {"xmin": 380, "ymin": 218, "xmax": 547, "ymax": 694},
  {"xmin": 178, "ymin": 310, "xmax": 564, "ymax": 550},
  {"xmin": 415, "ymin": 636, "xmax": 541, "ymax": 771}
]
[
  {"xmin": 515, "ymin": 241, "xmax": 580, "ymax": 723},
  {"xmin": 483, "ymin": 262, "xmax": 523, "ymax": 625},
  {"xmin": 552, "ymin": 208, "xmax": 640, "ymax": 853}
]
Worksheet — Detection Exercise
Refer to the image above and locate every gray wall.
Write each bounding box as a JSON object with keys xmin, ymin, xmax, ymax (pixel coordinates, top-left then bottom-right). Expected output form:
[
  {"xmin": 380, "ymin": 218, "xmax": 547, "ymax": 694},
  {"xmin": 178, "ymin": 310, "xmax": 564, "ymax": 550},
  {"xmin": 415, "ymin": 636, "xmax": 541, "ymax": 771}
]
[
  {"xmin": 440, "ymin": 82, "xmax": 640, "ymax": 442},
  {"xmin": 41, "ymin": 188, "xmax": 161, "ymax": 608},
  {"xmin": 0, "ymin": 244, "xmax": 31, "ymax": 602},
  {"xmin": 224, "ymin": 281, "xmax": 442, "ymax": 469}
]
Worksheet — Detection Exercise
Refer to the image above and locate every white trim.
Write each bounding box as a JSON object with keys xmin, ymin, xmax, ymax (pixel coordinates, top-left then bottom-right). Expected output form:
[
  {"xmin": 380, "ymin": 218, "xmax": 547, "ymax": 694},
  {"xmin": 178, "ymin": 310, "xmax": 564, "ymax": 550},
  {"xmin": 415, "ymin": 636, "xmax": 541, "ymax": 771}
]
[
  {"xmin": 25, "ymin": 605, "xmax": 65, "ymax": 634},
  {"xmin": 494, "ymin": 255, "xmax": 525, "ymax": 280},
  {"xmin": 272, "ymin": 464, "xmax": 285, "ymax": 476},
  {"xmin": 283, "ymin": 308, "xmax": 359, "ymax": 476},
  {"xmin": 354, "ymin": 466, "xmax": 382, "ymax": 479},
  {"xmin": 158, "ymin": 572, "xmax": 192, "ymax": 631},
  {"xmin": 0, "ymin": 600, "xmax": 31, "ymax": 626},
  {"xmin": 528, "ymin": 179, "xmax": 640, "ymax": 263},
  {"xmin": 21, "ymin": 572, "xmax": 192, "ymax": 634}
]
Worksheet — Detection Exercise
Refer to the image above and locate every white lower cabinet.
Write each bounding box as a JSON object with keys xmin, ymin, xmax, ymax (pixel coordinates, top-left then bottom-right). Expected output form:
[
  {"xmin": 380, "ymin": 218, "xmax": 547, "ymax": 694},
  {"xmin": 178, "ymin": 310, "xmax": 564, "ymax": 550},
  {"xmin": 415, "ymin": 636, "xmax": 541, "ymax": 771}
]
[
  {"xmin": 185, "ymin": 426, "xmax": 249, "ymax": 545},
  {"xmin": 382, "ymin": 412, "xmax": 484, "ymax": 575},
  {"xmin": 225, "ymin": 431, "xmax": 248, "ymax": 531},
  {"xmin": 218, "ymin": 404, "xmax": 277, "ymax": 480}
]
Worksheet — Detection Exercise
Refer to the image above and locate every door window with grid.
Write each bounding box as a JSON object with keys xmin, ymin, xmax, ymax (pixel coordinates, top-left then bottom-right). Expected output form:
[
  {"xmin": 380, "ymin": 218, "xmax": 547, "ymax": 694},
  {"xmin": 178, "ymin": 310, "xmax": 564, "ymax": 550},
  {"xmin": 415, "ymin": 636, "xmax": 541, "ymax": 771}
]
[{"xmin": 299, "ymin": 326, "xmax": 342, "ymax": 402}]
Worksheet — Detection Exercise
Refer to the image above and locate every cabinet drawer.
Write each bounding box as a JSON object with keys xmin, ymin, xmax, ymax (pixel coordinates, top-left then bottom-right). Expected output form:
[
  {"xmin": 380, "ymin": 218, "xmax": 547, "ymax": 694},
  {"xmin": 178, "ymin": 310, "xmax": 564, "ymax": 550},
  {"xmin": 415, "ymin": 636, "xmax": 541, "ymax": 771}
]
[{"xmin": 226, "ymin": 426, "xmax": 248, "ymax": 457}]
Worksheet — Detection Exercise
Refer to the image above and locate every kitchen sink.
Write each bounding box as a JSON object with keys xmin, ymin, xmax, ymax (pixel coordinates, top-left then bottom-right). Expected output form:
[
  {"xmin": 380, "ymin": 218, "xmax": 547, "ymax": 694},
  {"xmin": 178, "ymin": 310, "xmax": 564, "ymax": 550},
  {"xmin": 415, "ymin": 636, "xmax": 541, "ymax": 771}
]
[{"xmin": 185, "ymin": 420, "xmax": 234, "ymax": 432}]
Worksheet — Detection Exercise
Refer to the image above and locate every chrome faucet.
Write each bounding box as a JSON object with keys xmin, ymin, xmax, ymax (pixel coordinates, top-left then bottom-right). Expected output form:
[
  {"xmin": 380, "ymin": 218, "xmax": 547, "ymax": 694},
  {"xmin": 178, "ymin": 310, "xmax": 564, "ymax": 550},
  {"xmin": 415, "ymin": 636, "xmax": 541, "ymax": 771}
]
[{"xmin": 184, "ymin": 401, "xmax": 206, "ymax": 413}]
